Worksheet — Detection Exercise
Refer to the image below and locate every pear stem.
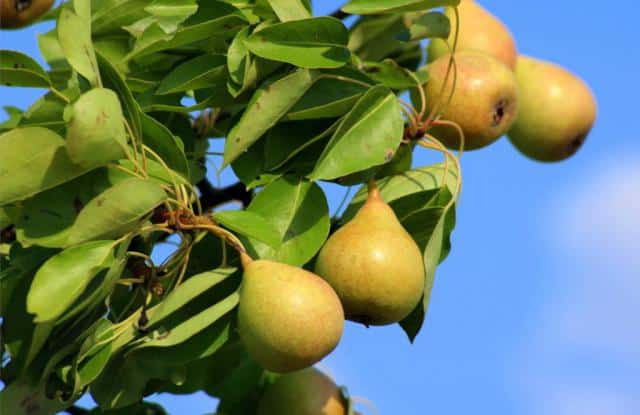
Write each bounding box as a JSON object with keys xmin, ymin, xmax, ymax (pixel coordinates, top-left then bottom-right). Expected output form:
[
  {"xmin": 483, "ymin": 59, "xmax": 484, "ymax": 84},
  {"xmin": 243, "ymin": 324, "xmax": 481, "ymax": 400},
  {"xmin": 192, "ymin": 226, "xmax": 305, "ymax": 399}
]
[
  {"xmin": 239, "ymin": 251, "xmax": 253, "ymax": 268},
  {"xmin": 367, "ymin": 179, "xmax": 381, "ymax": 200}
]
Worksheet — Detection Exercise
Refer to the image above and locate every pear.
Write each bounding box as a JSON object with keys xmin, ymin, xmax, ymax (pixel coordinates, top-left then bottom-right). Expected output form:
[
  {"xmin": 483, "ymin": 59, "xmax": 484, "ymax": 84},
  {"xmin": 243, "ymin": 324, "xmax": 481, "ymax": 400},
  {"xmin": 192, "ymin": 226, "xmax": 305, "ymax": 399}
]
[
  {"xmin": 0, "ymin": 0, "xmax": 54, "ymax": 29},
  {"xmin": 257, "ymin": 368, "xmax": 346, "ymax": 415},
  {"xmin": 315, "ymin": 182, "xmax": 424, "ymax": 326},
  {"xmin": 427, "ymin": 0, "xmax": 517, "ymax": 70},
  {"xmin": 423, "ymin": 50, "xmax": 519, "ymax": 150},
  {"xmin": 507, "ymin": 56, "xmax": 597, "ymax": 162},
  {"xmin": 237, "ymin": 254, "xmax": 344, "ymax": 373}
]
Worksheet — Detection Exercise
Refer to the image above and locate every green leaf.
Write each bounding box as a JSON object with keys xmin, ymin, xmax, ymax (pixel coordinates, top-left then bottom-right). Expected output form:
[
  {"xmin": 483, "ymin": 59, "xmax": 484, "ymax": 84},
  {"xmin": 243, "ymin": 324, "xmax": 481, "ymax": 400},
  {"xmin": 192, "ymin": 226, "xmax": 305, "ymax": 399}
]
[
  {"xmin": 361, "ymin": 60, "xmax": 419, "ymax": 89},
  {"xmin": 348, "ymin": 14, "xmax": 418, "ymax": 63},
  {"xmin": 267, "ymin": 0, "xmax": 311, "ymax": 22},
  {"xmin": 244, "ymin": 176, "xmax": 330, "ymax": 265},
  {"xmin": 341, "ymin": 163, "xmax": 458, "ymax": 222},
  {"xmin": 399, "ymin": 204, "xmax": 452, "ymax": 341},
  {"xmin": 0, "ymin": 50, "xmax": 51, "ymax": 88},
  {"xmin": 1, "ymin": 246, "xmax": 57, "ymax": 372},
  {"xmin": 212, "ymin": 210, "xmax": 281, "ymax": 248},
  {"xmin": 223, "ymin": 69, "xmax": 318, "ymax": 166},
  {"xmin": 140, "ymin": 113, "xmax": 190, "ymax": 180},
  {"xmin": 156, "ymin": 54, "xmax": 227, "ymax": 95},
  {"xmin": 14, "ymin": 170, "xmax": 114, "ymax": 248},
  {"xmin": 146, "ymin": 268, "xmax": 237, "ymax": 326},
  {"xmin": 93, "ymin": 36, "xmax": 133, "ymax": 75},
  {"xmin": 284, "ymin": 73, "xmax": 370, "ymax": 120},
  {"xmin": 144, "ymin": 0, "xmax": 199, "ymax": 33},
  {"xmin": 97, "ymin": 51, "xmax": 143, "ymax": 141},
  {"xmin": 76, "ymin": 319, "xmax": 114, "ymax": 385},
  {"xmin": 309, "ymin": 85, "xmax": 404, "ymax": 180},
  {"xmin": 244, "ymin": 17, "xmax": 350, "ymax": 69},
  {"xmin": 0, "ymin": 382, "xmax": 68, "ymax": 415},
  {"xmin": 67, "ymin": 178, "xmax": 166, "ymax": 246},
  {"xmin": 213, "ymin": 355, "xmax": 265, "ymax": 414},
  {"xmin": 396, "ymin": 11, "xmax": 451, "ymax": 42},
  {"xmin": 58, "ymin": 7, "xmax": 100, "ymax": 86},
  {"xmin": 0, "ymin": 106, "xmax": 23, "ymax": 132},
  {"xmin": 0, "ymin": 127, "xmax": 89, "ymax": 206},
  {"xmin": 264, "ymin": 119, "xmax": 338, "ymax": 170},
  {"xmin": 227, "ymin": 27, "xmax": 251, "ymax": 85},
  {"xmin": 343, "ymin": 0, "xmax": 460, "ymax": 14},
  {"xmin": 135, "ymin": 292, "xmax": 239, "ymax": 350},
  {"xmin": 66, "ymin": 88, "xmax": 128, "ymax": 168},
  {"xmin": 92, "ymin": 0, "xmax": 154, "ymax": 36},
  {"xmin": 126, "ymin": 2, "xmax": 247, "ymax": 60},
  {"xmin": 56, "ymin": 236, "xmax": 132, "ymax": 326},
  {"xmin": 226, "ymin": 27, "xmax": 283, "ymax": 98},
  {"xmin": 17, "ymin": 91, "xmax": 67, "ymax": 133},
  {"xmin": 27, "ymin": 240, "xmax": 115, "ymax": 323}
]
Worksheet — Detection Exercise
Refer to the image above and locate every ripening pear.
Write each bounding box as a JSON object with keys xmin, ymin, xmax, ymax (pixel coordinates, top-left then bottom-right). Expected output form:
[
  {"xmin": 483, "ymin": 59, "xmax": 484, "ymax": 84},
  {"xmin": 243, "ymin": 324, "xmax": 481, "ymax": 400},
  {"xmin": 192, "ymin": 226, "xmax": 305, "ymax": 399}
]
[
  {"xmin": 0, "ymin": 0, "xmax": 54, "ymax": 29},
  {"xmin": 427, "ymin": 0, "xmax": 517, "ymax": 69},
  {"xmin": 257, "ymin": 368, "xmax": 347, "ymax": 415},
  {"xmin": 423, "ymin": 51, "xmax": 519, "ymax": 150},
  {"xmin": 507, "ymin": 56, "xmax": 597, "ymax": 162},
  {"xmin": 315, "ymin": 182, "xmax": 424, "ymax": 326},
  {"xmin": 237, "ymin": 254, "xmax": 344, "ymax": 373}
]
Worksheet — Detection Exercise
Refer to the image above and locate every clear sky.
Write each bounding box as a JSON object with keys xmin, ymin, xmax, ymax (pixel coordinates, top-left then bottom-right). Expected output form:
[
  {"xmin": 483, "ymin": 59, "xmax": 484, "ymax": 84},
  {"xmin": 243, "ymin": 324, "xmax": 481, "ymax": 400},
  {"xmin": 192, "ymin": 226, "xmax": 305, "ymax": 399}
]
[{"xmin": 1, "ymin": 1, "xmax": 639, "ymax": 414}]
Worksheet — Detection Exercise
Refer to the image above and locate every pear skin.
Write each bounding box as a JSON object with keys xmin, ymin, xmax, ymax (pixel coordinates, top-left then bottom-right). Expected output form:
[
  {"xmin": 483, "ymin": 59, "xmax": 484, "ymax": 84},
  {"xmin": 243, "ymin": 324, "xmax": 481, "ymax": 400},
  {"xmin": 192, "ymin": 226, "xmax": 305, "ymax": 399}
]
[
  {"xmin": 428, "ymin": 0, "xmax": 517, "ymax": 69},
  {"xmin": 257, "ymin": 368, "xmax": 346, "ymax": 415},
  {"xmin": 425, "ymin": 51, "xmax": 519, "ymax": 150},
  {"xmin": 237, "ymin": 255, "xmax": 344, "ymax": 373},
  {"xmin": 508, "ymin": 56, "xmax": 597, "ymax": 162},
  {"xmin": 315, "ymin": 183, "xmax": 424, "ymax": 326},
  {"xmin": 0, "ymin": 0, "xmax": 54, "ymax": 29}
]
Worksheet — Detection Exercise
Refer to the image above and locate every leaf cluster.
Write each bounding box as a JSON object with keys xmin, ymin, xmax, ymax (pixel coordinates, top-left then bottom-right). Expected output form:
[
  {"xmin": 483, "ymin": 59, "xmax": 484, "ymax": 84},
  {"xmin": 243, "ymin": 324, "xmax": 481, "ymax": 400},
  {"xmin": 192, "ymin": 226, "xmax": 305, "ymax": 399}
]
[{"xmin": 0, "ymin": 0, "xmax": 459, "ymax": 413}]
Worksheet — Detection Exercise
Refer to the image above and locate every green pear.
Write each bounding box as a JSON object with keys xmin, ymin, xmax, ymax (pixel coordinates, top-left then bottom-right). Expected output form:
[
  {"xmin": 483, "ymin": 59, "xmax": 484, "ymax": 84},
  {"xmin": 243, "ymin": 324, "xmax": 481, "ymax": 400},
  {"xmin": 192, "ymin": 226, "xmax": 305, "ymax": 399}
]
[
  {"xmin": 428, "ymin": 0, "xmax": 517, "ymax": 69},
  {"xmin": 508, "ymin": 56, "xmax": 597, "ymax": 162},
  {"xmin": 0, "ymin": 0, "xmax": 54, "ymax": 29},
  {"xmin": 257, "ymin": 368, "xmax": 347, "ymax": 415},
  {"xmin": 424, "ymin": 50, "xmax": 519, "ymax": 150},
  {"xmin": 315, "ymin": 182, "xmax": 424, "ymax": 326},
  {"xmin": 237, "ymin": 254, "xmax": 344, "ymax": 373}
]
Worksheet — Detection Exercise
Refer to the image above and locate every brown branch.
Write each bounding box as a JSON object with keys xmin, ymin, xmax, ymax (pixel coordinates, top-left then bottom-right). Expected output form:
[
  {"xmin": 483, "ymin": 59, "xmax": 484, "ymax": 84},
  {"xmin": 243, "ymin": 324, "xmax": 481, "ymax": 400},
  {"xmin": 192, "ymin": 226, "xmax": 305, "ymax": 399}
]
[
  {"xmin": 329, "ymin": 8, "xmax": 350, "ymax": 20},
  {"xmin": 64, "ymin": 405, "xmax": 89, "ymax": 415},
  {"xmin": 196, "ymin": 179, "xmax": 253, "ymax": 211}
]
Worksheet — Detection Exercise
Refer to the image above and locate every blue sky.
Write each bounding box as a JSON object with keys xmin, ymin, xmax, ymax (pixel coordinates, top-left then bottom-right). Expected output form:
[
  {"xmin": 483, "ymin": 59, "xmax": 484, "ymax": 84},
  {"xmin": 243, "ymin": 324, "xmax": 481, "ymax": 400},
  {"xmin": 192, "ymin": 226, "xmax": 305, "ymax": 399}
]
[{"xmin": 2, "ymin": 1, "xmax": 639, "ymax": 414}]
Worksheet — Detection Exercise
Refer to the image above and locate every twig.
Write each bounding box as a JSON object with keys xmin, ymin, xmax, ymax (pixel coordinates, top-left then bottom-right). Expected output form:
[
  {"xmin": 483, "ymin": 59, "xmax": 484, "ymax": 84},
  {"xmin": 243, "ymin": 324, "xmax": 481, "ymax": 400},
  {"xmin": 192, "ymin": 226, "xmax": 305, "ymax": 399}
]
[
  {"xmin": 329, "ymin": 8, "xmax": 350, "ymax": 20},
  {"xmin": 64, "ymin": 405, "xmax": 89, "ymax": 415},
  {"xmin": 196, "ymin": 179, "xmax": 253, "ymax": 211}
]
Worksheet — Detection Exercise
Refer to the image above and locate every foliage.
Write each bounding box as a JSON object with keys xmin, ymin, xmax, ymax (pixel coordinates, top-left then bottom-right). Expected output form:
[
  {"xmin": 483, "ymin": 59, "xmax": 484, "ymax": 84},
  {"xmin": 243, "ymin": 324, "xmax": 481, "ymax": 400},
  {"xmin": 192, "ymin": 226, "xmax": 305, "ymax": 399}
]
[{"xmin": 0, "ymin": 0, "xmax": 464, "ymax": 413}]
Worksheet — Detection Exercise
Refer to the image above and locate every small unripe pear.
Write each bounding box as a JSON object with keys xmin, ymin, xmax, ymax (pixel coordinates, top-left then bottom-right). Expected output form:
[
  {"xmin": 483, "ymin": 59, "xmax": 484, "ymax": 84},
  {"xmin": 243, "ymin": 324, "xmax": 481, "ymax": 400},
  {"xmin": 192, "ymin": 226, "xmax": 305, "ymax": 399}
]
[
  {"xmin": 315, "ymin": 182, "xmax": 424, "ymax": 326},
  {"xmin": 0, "ymin": 0, "xmax": 54, "ymax": 29},
  {"xmin": 427, "ymin": 0, "xmax": 517, "ymax": 69},
  {"xmin": 237, "ymin": 254, "xmax": 344, "ymax": 373},
  {"xmin": 507, "ymin": 56, "xmax": 597, "ymax": 162},
  {"xmin": 257, "ymin": 368, "xmax": 346, "ymax": 415},
  {"xmin": 424, "ymin": 51, "xmax": 519, "ymax": 150}
]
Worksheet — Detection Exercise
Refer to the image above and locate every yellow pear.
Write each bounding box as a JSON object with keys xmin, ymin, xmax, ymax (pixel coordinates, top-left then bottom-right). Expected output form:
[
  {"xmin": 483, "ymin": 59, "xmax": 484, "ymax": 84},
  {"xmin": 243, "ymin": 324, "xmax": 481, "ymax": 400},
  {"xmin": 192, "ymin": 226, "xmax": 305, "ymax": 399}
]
[
  {"xmin": 508, "ymin": 56, "xmax": 597, "ymax": 162},
  {"xmin": 427, "ymin": 0, "xmax": 517, "ymax": 69},
  {"xmin": 315, "ymin": 182, "xmax": 424, "ymax": 326},
  {"xmin": 257, "ymin": 368, "xmax": 346, "ymax": 415},
  {"xmin": 424, "ymin": 50, "xmax": 519, "ymax": 150},
  {"xmin": 237, "ymin": 254, "xmax": 344, "ymax": 373},
  {"xmin": 0, "ymin": 0, "xmax": 54, "ymax": 29}
]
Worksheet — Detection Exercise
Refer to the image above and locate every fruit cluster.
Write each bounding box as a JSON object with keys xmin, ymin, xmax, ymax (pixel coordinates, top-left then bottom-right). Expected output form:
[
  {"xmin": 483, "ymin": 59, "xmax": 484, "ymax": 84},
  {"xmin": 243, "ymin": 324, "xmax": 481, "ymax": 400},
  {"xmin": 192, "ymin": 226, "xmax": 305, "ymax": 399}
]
[
  {"xmin": 0, "ymin": 0, "xmax": 597, "ymax": 413},
  {"xmin": 237, "ymin": 2, "xmax": 597, "ymax": 412},
  {"xmin": 425, "ymin": 0, "xmax": 597, "ymax": 161}
]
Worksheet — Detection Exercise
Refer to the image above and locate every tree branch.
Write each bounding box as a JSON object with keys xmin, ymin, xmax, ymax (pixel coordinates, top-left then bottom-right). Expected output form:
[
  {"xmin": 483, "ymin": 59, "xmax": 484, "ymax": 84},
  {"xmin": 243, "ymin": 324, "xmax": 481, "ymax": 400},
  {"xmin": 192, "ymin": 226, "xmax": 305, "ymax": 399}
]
[
  {"xmin": 64, "ymin": 405, "xmax": 89, "ymax": 415},
  {"xmin": 196, "ymin": 179, "xmax": 253, "ymax": 211},
  {"xmin": 329, "ymin": 8, "xmax": 351, "ymax": 20}
]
